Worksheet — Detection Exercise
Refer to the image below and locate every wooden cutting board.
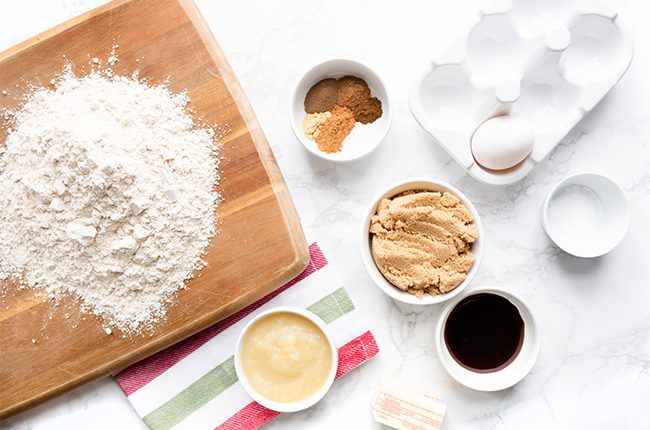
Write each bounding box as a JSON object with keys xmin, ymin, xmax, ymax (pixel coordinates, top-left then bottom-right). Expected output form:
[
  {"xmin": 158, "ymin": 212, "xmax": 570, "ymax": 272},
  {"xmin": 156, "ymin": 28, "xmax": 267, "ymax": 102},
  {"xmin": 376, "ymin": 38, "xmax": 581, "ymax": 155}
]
[{"xmin": 0, "ymin": 0, "xmax": 309, "ymax": 419}]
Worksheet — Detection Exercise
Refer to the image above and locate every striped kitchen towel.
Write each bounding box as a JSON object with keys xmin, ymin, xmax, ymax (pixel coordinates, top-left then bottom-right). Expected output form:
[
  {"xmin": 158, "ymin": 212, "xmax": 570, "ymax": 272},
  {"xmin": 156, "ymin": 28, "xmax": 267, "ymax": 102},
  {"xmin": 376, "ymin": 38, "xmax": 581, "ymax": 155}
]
[{"xmin": 114, "ymin": 243, "xmax": 379, "ymax": 430}]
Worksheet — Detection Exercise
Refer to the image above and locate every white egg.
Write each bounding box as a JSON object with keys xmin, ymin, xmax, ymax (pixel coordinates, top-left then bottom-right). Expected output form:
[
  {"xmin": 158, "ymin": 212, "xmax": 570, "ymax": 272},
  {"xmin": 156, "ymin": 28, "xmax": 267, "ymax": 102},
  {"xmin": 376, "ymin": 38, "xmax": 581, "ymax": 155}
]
[{"xmin": 471, "ymin": 116, "xmax": 534, "ymax": 171}]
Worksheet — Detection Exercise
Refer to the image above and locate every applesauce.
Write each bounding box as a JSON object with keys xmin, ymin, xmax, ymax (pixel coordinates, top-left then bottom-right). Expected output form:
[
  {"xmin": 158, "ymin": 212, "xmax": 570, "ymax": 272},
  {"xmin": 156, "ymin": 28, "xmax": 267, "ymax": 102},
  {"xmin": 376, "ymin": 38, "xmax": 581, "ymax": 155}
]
[{"xmin": 240, "ymin": 312, "xmax": 333, "ymax": 403}]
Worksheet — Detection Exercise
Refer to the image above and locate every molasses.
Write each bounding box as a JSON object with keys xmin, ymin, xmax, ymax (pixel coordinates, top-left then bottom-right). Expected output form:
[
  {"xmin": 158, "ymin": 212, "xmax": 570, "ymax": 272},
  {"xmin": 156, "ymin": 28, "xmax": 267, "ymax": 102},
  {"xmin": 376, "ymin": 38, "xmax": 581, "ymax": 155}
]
[{"xmin": 444, "ymin": 293, "xmax": 524, "ymax": 373}]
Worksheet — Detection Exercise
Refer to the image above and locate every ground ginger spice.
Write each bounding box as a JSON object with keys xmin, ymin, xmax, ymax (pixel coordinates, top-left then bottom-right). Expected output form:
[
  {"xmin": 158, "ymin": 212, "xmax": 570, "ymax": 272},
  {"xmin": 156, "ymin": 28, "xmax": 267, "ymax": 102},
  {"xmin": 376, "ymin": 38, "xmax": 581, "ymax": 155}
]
[{"xmin": 301, "ymin": 112, "xmax": 331, "ymax": 140}]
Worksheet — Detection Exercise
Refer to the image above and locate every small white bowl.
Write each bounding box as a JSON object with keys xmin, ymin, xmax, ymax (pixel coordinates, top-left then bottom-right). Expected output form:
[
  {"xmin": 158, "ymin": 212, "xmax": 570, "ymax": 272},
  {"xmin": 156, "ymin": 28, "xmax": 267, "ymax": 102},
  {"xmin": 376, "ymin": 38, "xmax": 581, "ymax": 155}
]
[
  {"xmin": 290, "ymin": 59, "xmax": 392, "ymax": 162},
  {"xmin": 359, "ymin": 178, "xmax": 484, "ymax": 305},
  {"xmin": 542, "ymin": 172, "xmax": 629, "ymax": 258},
  {"xmin": 435, "ymin": 285, "xmax": 540, "ymax": 392},
  {"xmin": 234, "ymin": 306, "xmax": 338, "ymax": 413}
]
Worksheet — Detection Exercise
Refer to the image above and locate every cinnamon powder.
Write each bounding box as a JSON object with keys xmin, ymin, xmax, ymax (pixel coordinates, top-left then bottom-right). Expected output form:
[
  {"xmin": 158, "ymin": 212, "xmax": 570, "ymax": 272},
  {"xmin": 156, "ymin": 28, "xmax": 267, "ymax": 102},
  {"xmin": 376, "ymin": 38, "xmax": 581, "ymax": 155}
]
[{"xmin": 315, "ymin": 105, "xmax": 356, "ymax": 153}]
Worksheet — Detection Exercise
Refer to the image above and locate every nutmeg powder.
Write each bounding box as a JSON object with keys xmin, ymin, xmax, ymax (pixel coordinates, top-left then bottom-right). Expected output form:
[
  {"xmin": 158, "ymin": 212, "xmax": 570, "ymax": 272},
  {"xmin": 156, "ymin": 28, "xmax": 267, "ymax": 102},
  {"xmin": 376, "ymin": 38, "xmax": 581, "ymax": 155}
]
[{"xmin": 304, "ymin": 78, "xmax": 338, "ymax": 114}]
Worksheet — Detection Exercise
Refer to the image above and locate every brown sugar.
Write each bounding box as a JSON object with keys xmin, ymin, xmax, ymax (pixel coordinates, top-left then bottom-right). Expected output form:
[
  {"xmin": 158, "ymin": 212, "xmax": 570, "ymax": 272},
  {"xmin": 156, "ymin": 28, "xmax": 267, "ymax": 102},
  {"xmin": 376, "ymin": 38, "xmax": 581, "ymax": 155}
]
[
  {"xmin": 304, "ymin": 78, "xmax": 339, "ymax": 114},
  {"xmin": 369, "ymin": 191, "xmax": 478, "ymax": 299},
  {"xmin": 315, "ymin": 105, "xmax": 356, "ymax": 153}
]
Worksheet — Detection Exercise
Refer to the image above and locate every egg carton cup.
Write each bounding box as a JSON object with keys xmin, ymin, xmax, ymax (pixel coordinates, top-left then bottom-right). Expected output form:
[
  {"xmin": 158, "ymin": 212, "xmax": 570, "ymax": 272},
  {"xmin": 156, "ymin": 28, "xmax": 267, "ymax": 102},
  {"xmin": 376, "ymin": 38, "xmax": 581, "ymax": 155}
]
[{"xmin": 409, "ymin": 0, "xmax": 633, "ymax": 185}]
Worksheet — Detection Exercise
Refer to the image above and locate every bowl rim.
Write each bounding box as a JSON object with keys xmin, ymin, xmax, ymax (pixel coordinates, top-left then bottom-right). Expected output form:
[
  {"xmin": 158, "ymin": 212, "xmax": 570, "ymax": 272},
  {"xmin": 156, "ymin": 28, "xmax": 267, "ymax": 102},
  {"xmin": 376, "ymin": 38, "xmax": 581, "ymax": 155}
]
[
  {"xmin": 234, "ymin": 306, "xmax": 339, "ymax": 413},
  {"xmin": 289, "ymin": 58, "xmax": 392, "ymax": 162},
  {"xmin": 359, "ymin": 177, "xmax": 484, "ymax": 305},
  {"xmin": 541, "ymin": 171, "xmax": 630, "ymax": 258},
  {"xmin": 435, "ymin": 285, "xmax": 541, "ymax": 391}
]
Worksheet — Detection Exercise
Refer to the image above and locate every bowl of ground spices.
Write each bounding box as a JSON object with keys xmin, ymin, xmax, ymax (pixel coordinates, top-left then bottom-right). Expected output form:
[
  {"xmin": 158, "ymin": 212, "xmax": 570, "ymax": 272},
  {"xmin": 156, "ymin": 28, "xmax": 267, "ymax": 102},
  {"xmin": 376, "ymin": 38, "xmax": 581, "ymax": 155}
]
[{"xmin": 290, "ymin": 59, "xmax": 391, "ymax": 161}]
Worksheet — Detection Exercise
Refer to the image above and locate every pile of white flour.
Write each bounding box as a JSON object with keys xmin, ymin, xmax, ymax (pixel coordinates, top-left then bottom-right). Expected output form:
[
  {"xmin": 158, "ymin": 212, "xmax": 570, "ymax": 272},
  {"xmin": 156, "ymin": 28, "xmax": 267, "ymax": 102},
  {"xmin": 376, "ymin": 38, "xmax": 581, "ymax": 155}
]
[{"xmin": 0, "ymin": 67, "xmax": 220, "ymax": 333}]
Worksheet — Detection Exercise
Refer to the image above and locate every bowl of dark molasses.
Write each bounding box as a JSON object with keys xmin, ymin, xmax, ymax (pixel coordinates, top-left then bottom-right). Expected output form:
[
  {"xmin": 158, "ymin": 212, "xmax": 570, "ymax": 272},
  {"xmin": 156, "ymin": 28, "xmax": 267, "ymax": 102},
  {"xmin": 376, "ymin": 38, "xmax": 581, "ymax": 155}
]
[{"xmin": 436, "ymin": 285, "xmax": 540, "ymax": 391}]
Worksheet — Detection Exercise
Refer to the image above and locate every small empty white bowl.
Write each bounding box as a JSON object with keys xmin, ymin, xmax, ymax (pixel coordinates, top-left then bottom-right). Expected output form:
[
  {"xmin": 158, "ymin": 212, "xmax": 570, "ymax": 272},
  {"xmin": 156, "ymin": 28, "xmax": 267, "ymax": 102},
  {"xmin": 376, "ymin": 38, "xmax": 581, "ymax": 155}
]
[
  {"xmin": 234, "ymin": 306, "xmax": 338, "ymax": 413},
  {"xmin": 290, "ymin": 59, "xmax": 391, "ymax": 162},
  {"xmin": 359, "ymin": 178, "xmax": 484, "ymax": 305},
  {"xmin": 542, "ymin": 172, "xmax": 629, "ymax": 258},
  {"xmin": 436, "ymin": 285, "xmax": 540, "ymax": 392}
]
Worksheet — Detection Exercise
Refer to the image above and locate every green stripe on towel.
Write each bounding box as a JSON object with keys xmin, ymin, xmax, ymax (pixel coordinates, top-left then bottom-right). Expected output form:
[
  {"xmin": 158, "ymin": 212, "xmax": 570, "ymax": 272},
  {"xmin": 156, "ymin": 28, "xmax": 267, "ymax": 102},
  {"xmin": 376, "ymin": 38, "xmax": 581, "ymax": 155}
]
[
  {"xmin": 143, "ymin": 287, "xmax": 355, "ymax": 430},
  {"xmin": 308, "ymin": 287, "xmax": 355, "ymax": 324},
  {"xmin": 143, "ymin": 356, "xmax": 237, "ymax": 430}
]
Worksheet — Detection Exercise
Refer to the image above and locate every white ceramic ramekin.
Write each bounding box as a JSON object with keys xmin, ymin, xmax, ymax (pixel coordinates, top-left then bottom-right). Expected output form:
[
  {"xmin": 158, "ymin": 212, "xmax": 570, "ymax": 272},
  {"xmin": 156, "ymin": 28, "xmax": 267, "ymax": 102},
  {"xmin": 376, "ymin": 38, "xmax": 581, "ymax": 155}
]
[
  {"xmin": 234, "ymin": 306, "xmax": 338, "ymax": 413},
  {"xmin": 359, "ymin": 178, "xmax": 484, "ymax": 305},
  {"xmin": 435, "ymin": 285, "xmax": 540, "ymax": 392},
  {"xmin": 290, "ymin": 58, "xmax": 392, "ymax": 162},
  {"xmin": 542, "ymin": 172, "xmax": 629, "ymax": 258}
]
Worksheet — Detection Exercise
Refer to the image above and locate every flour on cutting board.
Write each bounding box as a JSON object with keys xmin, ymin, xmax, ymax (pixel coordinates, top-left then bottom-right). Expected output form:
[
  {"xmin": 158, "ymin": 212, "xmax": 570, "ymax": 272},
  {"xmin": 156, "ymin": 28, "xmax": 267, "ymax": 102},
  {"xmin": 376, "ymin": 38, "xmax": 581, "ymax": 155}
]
[{"xmin": 0, "ymin": 56, "xmax": 224, "ymax": 334}]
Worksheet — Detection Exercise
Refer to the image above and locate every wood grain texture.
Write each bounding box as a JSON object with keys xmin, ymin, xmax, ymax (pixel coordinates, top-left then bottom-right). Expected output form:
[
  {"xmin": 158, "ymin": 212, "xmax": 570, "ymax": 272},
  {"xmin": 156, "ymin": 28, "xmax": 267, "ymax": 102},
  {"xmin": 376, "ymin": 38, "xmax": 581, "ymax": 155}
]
[{"xmin": 0, "ymin": 0, "xmax": 308, "ymax": 419}]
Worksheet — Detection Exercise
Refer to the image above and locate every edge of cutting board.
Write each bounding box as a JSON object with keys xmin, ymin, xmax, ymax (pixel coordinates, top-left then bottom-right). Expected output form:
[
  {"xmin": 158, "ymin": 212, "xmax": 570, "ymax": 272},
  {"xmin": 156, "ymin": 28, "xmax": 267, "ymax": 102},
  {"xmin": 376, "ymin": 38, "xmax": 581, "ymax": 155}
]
[
  {"xmin": 178, "ymin": 0, "xmax": 306, "ymax": 256},
  {"xmin": 0, "ymin": 0, "xmax": 309, "ymax": 420}
]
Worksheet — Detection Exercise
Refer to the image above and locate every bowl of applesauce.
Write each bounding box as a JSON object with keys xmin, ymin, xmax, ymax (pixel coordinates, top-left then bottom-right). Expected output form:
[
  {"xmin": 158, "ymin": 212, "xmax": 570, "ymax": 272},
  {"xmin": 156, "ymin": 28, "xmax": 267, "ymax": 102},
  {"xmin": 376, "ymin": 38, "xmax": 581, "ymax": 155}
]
[{"xmin": 234, "ymin": 306, "xmax": 339, "ymax": 412}]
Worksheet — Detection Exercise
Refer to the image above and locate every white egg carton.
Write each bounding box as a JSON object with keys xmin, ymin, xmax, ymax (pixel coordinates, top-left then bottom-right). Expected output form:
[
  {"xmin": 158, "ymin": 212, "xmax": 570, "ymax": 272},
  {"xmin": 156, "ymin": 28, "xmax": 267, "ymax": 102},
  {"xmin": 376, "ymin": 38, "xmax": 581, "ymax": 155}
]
[{"xmin": 409, "ymin": 0, "xmax": 633, "ymax": 185}]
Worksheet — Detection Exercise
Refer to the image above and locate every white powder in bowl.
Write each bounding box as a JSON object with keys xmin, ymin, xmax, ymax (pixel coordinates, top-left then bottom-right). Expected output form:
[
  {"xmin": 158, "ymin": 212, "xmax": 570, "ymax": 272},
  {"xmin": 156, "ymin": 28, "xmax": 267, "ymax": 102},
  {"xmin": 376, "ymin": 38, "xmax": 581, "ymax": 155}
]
[{"xmin": 0, "ymin": 66, "xmax": 221, "ymax": 334}]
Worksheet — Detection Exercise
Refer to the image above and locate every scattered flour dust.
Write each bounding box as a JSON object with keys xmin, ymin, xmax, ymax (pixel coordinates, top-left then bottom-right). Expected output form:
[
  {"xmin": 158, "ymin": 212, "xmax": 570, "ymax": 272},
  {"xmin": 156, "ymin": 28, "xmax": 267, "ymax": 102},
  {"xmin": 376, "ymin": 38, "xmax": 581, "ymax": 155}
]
[{"xmin": 0, "ymin": 61, "xmax": 222, "ymax": 335}]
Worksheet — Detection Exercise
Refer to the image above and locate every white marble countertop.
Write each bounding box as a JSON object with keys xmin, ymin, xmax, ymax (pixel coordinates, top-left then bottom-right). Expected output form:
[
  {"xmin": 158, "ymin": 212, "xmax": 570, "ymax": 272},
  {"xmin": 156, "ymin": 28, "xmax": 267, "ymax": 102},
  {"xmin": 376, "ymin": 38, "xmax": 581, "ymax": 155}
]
[{"xmin": 2, "ymin": 0, "xmax": 650, "ymax": 429}]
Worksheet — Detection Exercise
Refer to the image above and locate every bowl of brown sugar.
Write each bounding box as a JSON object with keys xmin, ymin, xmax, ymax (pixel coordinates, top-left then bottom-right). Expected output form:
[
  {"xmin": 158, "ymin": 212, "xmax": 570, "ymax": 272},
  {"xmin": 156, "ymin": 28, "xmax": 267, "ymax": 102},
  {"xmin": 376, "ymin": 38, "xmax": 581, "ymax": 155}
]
[
  {"xmin": 359, "ymin": 178, "xmax": 484, "ymax": 305},
  {"xmin": 290, "ymin": 59, "xmax": 391, "ymax": 162}
]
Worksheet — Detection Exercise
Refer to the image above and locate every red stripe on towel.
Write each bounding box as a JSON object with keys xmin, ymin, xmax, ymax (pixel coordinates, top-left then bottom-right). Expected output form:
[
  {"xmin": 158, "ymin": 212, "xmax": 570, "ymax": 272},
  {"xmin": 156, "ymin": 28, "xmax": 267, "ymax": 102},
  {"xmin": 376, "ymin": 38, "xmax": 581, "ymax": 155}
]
[
  {"xmin": 215, "ymin": 331, "xmax": 379, "ymax": 430},
  {"xmin": 115, "ymin": 243, "xmax": 327, "ymax": 396},
  {"xmin": 334, "ymin": 330, "xmax": 380, "ymax": 378}
]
